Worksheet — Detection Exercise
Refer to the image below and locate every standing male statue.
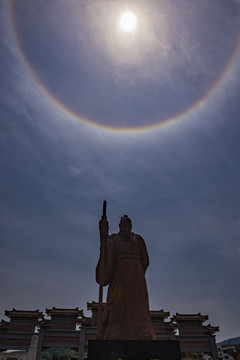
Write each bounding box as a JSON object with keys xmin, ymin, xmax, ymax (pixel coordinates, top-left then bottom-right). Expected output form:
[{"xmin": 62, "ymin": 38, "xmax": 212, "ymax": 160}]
[{"xmin": 96, "ymin": 202, "xmax": 156, "ymax": 340}]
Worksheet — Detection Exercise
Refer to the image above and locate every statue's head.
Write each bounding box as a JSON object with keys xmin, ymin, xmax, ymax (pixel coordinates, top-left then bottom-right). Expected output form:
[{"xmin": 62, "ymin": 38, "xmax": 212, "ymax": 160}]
[{"xmin": 119, "ymin": 215, "xmax": 132, "ymax": 233}]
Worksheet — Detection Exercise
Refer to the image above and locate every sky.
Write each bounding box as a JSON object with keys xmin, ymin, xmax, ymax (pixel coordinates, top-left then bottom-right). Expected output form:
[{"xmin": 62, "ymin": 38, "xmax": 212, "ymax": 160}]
[{"xmin": 0, "ymin": 0, "xmax": 240, "ymax": 343}]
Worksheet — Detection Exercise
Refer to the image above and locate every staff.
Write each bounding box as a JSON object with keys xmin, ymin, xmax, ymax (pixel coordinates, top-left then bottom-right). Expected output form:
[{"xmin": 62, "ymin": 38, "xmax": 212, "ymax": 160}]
[{"xmin": 97, "ymin": 200, "xmax": 108, "ymax": 338}]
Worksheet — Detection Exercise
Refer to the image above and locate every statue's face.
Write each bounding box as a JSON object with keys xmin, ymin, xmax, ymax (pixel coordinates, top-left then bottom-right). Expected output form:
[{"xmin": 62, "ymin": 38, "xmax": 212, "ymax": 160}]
[{"xmin": 119, "ymin": 220, "xmax": 132, "ymax": 233}]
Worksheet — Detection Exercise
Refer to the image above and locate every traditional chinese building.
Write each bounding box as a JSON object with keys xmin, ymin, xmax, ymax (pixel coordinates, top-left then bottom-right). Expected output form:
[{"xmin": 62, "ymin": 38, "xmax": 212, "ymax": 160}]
[
  {"xmin": 0, "ymin": 309, "xmax": 43, "ymax": 351},
  {"xmin": 36, "ymin": 307, "xmax": 83, "ymax": 360},
  {"xmin": 171, "ymin": 313, "xmax": 219, "ymax": 359},
  {"xmin": 0, "ymin": 303, "xmax": 219, "ymax": 360}
]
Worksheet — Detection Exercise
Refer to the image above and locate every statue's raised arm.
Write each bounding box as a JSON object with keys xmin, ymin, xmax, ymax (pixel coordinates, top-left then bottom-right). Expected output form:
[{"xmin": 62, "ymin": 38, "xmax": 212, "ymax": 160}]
[{"xmin": 96, "ymin": 201, "xmax": 114, "ymax": 286}]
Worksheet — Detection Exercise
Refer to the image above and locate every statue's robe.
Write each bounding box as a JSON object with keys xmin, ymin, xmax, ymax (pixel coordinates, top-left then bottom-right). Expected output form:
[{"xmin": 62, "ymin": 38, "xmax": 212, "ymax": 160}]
[{"xmin": 96, "ymin": 232, "xmax": 156, "ymax": 340}]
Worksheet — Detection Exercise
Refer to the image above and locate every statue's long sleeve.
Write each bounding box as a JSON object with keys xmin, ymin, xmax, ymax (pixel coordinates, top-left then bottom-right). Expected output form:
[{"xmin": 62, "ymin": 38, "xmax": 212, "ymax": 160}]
[
  {"xmin": 138, "ymin": 235, "xmax": 149, "ymax": 273},
  {"xmin": 96, "ymin": 235, "xmax": 114, "ymax": 286}
]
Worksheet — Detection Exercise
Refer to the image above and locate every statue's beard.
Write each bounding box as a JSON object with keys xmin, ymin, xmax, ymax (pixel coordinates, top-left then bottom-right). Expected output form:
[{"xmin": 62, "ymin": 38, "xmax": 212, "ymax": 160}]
[{"xmin": 119, "ymin": 229, "xmax": 133, "ymax": 241}]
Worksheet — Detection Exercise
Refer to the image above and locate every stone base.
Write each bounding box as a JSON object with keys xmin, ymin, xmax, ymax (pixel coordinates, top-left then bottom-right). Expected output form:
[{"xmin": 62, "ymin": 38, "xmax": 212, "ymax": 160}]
[{"xmin": 88, "ymin": 340, "xmax": 182, "ymax": 360}]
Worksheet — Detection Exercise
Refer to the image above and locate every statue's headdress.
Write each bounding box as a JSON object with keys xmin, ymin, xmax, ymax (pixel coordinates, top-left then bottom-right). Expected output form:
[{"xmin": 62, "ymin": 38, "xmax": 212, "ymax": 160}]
[{"xmin": 119, "ymin": 215, "xmax": 132, "ymax": 226}]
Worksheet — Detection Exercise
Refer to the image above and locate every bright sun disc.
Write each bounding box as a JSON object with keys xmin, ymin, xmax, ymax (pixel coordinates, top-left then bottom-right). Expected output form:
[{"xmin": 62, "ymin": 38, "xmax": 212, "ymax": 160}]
[{"xmin": 119, "ymin": 11, "xmax": 137, "ymax": 32}]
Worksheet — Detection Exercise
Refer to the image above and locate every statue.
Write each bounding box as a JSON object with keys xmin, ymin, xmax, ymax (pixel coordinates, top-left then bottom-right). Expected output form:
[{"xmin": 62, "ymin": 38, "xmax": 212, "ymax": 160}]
[{"xmin": 96, "ymin": 202, "xmax": 156, "ymax": 340}]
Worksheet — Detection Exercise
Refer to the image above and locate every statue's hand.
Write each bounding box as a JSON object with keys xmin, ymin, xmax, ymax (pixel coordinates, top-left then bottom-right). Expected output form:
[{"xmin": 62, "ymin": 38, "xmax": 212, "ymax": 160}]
[{"xmin": 99, "ymin": 217, "xmax": 109, "ymax": 238}]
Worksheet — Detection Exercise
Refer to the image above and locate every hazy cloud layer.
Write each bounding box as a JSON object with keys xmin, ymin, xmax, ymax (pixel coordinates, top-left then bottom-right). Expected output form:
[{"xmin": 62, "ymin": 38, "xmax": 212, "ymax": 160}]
[{"xmin": 1, "ymin": 0, "xmax": 240, "ymax": 342}]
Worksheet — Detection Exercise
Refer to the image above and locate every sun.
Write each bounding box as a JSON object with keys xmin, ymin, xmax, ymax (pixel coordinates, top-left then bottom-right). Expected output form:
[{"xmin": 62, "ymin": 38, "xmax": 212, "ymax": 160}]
[{"xmin": 119, "ymin": 11, "xmax": 137, "ymax": 32}]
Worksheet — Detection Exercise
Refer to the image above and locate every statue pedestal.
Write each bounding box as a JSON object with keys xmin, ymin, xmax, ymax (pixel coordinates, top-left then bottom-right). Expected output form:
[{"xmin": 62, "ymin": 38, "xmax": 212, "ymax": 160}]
[{"xmin": 88, "ymin": 340, "xmax": 182, "ymax": 360}]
